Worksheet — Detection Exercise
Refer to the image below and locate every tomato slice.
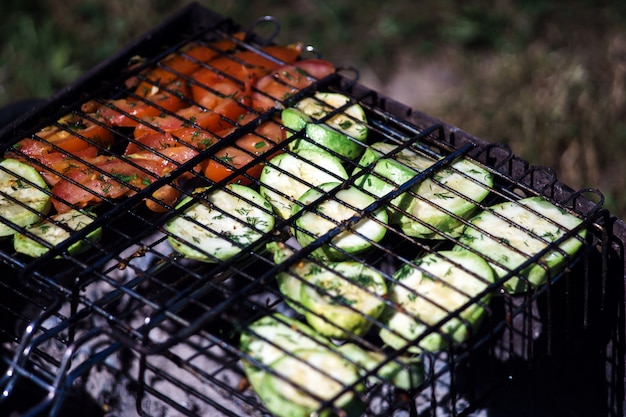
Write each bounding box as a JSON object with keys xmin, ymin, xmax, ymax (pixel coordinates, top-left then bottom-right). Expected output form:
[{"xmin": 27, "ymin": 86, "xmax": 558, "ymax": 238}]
[
  {"xmin": 51, "ymin": 157, "xmax": 160, "ymax": 213},
  {"xmin": 133, "ymin": 106, "xmax": 236, "ymax": 138},
  {"xmin": 34, "ymin": 113, "xmax": 114, "ymax": 153},
  {"xmin": 99, "ymin": 79, "xmax": 188, "ymax": 128},
  {"xmin": 251, "ymin": 59, "xmax": 335, "ymax": 111},
  {"xmin": 133, "ymin": 36, "xmax": 241, "ymax": 98},
  {"xmin": 204, "ymin": 147, "xmax": 262, "ymax": 185}
]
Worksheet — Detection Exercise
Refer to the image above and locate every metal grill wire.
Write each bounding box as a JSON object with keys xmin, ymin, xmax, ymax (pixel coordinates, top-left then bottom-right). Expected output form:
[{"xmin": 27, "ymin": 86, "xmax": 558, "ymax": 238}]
[{"xmin": 0, "ymin": 9, "xmax": 615, "ymax": 417}]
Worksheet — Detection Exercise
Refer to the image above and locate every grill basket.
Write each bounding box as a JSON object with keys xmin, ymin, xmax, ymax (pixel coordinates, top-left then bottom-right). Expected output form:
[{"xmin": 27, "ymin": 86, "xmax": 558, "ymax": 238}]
[{"xmin": 0, "ymin": 4, "xmax": 623, "ymax": 417}]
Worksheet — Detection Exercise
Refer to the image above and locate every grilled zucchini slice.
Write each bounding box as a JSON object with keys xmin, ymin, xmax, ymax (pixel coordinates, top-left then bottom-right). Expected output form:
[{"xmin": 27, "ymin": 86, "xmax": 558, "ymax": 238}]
[
  {"xmin": 267, "ymin": 241, "xmax": 387, "ymax": 338},
  {"xmin": 292, "ymin": 182, "xmax": 388, "ymax": 260},
  {"xmin": 260, "ymin": 349, "xmax": 364, "ymax": 417},
  {"xmin": 337, "ymin": 343, "xmax": 424, "ymax": 391},
  {"xmin": 283, "ymin": 92, "xmax": 367, "ymax": 160},
  {"xmin": 240, "ymin": 314, "xmax": 364, "ymax": 417},
  {"xmin": 455, "ymin": 196, "xmax": 587, "ymax": 293},
  {"xmin": 0, "ymin": 158, "xmax": 51, "ymax": 237},
  {"xmin": 355, "ymin": 142, "xmax": 493, "ymax": 239},
  {"xmin": 14, "ymin": 209, "xmax": 101, "ymax": 257},
  {"xmin": 299, "ymin": 261, "xmax": 387, "ymax": 339},
  {"xmin": 259, "ymin": 149, "xmax": 348, "ymax": 219},
  {"xmin": 379, "ymin": 250, "xmax": 495, "ymax": 352},
  {"xmin": 166, "ymin": 184, "xmax": 275, "ymax": 262}
]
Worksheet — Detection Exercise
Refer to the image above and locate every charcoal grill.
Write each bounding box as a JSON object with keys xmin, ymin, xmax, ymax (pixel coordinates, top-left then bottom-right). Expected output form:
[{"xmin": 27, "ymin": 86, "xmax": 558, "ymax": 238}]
[{"xmin": 0, "ymin": 3, "xmax": 623, "ymax": 417}]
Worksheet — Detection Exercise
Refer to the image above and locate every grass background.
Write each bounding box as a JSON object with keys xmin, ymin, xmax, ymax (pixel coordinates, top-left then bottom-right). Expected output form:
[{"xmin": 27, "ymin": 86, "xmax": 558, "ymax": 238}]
[{"xmin": 1, "ymin": 0, "xmax": 625, "ymax": 218}]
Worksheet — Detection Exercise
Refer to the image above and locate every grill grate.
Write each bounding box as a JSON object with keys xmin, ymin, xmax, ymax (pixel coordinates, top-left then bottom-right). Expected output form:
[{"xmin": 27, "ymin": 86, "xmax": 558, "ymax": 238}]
[{"xmin": 0, "ymin": 4, "xmax": 622, "ymax": 417}]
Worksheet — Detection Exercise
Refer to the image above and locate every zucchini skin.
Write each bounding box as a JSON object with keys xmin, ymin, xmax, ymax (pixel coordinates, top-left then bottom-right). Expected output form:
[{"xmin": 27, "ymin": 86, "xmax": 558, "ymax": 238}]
[
  {"xmin": 455, "ymin": 196, "xmax": 587, "ymax": 294},
  {"xmin": 354, "ymin": 143, "xmax": 493, "ymax": 239},
  {"xmin": 166, "ymin": 184, "xmax": 275, "ymax": 262},
  {"xmin": 379, "ymin": 250, "xmax": 495, "ymax": 352},
  {"xmin": 0, "ymin": 158, "xmax": 51, "ymax": 237}
]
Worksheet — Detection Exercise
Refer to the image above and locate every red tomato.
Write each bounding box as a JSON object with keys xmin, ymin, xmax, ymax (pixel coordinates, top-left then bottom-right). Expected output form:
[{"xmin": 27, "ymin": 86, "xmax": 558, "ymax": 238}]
[
  {"xmin": 133, "ymin": 36, "xmax": 241, "ymax": 98},
  {"xmin": 51, "ymin": 157, "xmax": 160, "ymax": 213},
  {"xmin": 251, "ymin": 59, "xmax": 335, "ymax": 111},
  {"xmin": 35, "ymin": 113, "xmax": 114, "ymax": 153},
  {"xmin": 133, "ymin": 106, "xmax": 228, "ymax": 138},
  {"xmin": 204, "ymin": 147, "xmax": 262, "ymax": 185},
  {"xmin": 99, "ymin": 79, "xmax": 188, "ymax": 128}
]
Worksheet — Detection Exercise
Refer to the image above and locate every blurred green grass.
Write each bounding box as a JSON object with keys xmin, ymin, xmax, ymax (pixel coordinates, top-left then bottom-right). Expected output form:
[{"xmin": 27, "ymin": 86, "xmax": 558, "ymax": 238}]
[{"xmin": 1, "ymin": 0, "xmax": 625, "ymax": 218}]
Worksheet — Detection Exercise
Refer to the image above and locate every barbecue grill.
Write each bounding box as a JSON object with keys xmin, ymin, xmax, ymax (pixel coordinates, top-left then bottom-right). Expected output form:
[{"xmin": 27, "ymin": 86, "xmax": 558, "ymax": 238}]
[{"xmin": 0, "ymin": 3, "xmax": 623, "ymax": 417}]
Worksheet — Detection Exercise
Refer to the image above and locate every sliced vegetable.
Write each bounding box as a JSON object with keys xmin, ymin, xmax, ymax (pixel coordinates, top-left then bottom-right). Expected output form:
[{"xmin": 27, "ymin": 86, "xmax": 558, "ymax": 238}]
[
  {"xmin": 379, "ymin": 250, "xmax": 495, "ymax": 352},
  {"xmin": 292, "ymin": 182, "xmax": 388, "ymax": 260},
  {"xmin": 166, "ymin": 184, "xmax": 275, "ymax": 262},
  {"xmin": 337, "ymin": 343, "xmax": 424, "ymax": 391},
  {"xmin": 259, "ymin": 149, "xmax": 348, "ymax": 219},
  {"xmin": 239, "ymin": 314, "xmax": 363, "ymax": 417},
  {"xmin": 455, "ymin": 196, "xmax": 587, "ymax": 293},
  {"xmin": 0, "ymin": 159, "xmax": 51, "ymax": 237},
  {"xmin": 14, "ymin": 209, "xmax": 101, "ymax": 258},
  {"xmin": 282, "ymin": 92, "xmax": 367, "ymax": 160},
  {"xmin": 299, "ymin": 260, "xmax": 387, "ymax": 339},
  {"xmin": 260, "ymin": 349, "xmax": 365, "ymax": 417},
  {"xmin": 355, "ymin": 142, "xmax": 493, "ymax": 239}
]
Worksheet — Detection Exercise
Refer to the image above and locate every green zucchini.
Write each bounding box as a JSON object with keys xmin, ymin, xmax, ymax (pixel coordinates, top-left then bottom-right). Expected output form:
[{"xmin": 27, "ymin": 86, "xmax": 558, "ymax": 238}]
[
  {"xmin": 337, "ymin": 343, "xmax": 424, "ymax": 391},
  {"xmin": 354, "ymin": 142, "xmax": 493, "ymax": 239},
  {"xmin": 267, "ymin": 241, "xmax": 387, "ymax": 338},
  {"xmin": 379, "ymin": 250, "xmax": 495, "ymax": 352},
  {"xmin": 282, "ymin": 92, "xmax": 368, "ymax": 160},
  {"xmin": 239, "ymin": 314, "xmax": 364, "ymax": 417},
  {"xmin": 0, "ymin": 158, "xmax": 51, "ymax": 237},
  {"xmin": 259, "ymin": 149, "xmax": 348, "ymax": 219},
  {"xmin": 455, "ymin": 196, "xmax": 587, "ymax": 294},
  {"xmin": 300, "ymin": 260, "xmax": 387, "ymax": 339},
  {"xmin": 166, "ymin": 184, "xmax": 275, "ymax": 262},
  {"xmin": 292, "ymin": 182, "xmax": 388, "ymax": 260},
  {"xmin": 14, "ymin": 209, "xmax": 101, "ymax": 257}
]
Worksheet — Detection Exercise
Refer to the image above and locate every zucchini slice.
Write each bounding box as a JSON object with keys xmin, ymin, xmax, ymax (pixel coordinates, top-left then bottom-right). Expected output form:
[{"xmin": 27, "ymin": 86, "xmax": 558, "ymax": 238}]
[
  {"xmin": 166, "ymin": 184, "xmax": 275, "ymax": 262},
  {"xmin": 239, "ymin": 314, "xmax": 363, "ymax": 417},
  {"xmin": 260, "ymin": 349, "xmax": 364, "ymax": 417},
  {"xmin": 355, "ymin": 142, "xmax": 493, "ymax": 239},
  {"xmin": 283, "ymin": 92, "xmax": 368, "ymax": 160},
  {"xmin": 267, "ymin": 241, "xmax": 387, "ymax": 338},
  {"xmin": 0, "ymin": 158, "xmax": 51, "ymax": 237},
  {"xmin": 259, "ymin": 149, "xmax": 348, "ymax": 219},
  {"xmin": 14, "ymin": 209, "xmax": 101, "ymax": 258},
  {"xmin": 301, "ymin": 260, "xmax": 387, "ymax": 339},
  {"xmin": 266, "ymin": 241, "xmax": 312, "ymax": 314},
  {"xmin": 455, "ymin": 196, "xmax": 587, "ymax": 294},
  {"xmin": 337, "ymin": 343, "xmax": 424, "ymax": 391},
  {"xmin": 292, "ymin": 182, "xmax": 388, "ymax": 260},
  {"xmin": 379, "ymin": 250, "xmax": 495, "ymax": 352}
]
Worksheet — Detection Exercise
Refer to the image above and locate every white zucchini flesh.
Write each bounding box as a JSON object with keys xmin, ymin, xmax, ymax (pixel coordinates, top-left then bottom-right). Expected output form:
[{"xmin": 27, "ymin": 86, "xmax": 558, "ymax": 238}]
[
  {"xmin": 166, "ymin": 184, "xmax": 275, "ymax": 262},
  {"xmin": 300, "ymin": 261, "xmax": 387, "ymax": 339},
  {"xmin": 455, "ymin": 196, "xmax": 587, "ymax": 294},
  {"xmin": 337, "ymin": 343, "xmax": 424, "ymax": 391},
  {"xmin": 0, "ymin": 158, "xmax": 51, "ymax": 237},
  {"xmin": 259, "ymin": 149, "xmax": 348, "ymax": 219},
  {"xmin": 14, "ymin": 209, "xmax": 101, "ymax": 258},
  {"xmin": 261, "ymin": 349, "xmax": 364, "ymax": 417},
  {"xmin": 355, "ymin": 142, "xmax": 493, "ymax": 239},
  {"xmin": 283, "ymin": 92, "xmax": 368, "ymax": 160},
  {"xmin": 379, "ymin": 250, "xmax": 495, "ymax": 352},
  {"xmin": 292, "ymin": 182, "xmax": 388, "ymax": 260}
]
